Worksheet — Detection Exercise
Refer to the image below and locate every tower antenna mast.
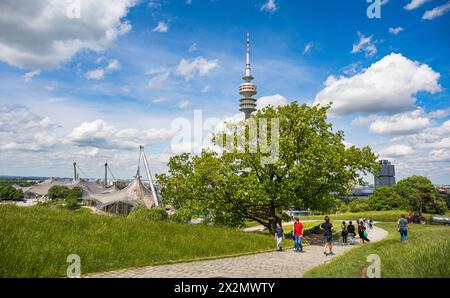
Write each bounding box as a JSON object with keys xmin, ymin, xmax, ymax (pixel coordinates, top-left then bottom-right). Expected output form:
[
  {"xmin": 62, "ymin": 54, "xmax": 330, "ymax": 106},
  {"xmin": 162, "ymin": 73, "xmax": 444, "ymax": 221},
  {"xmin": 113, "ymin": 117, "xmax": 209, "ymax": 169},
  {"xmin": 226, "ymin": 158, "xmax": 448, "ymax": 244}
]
[{"xmin": 239, "ymin": 32, "xmax": 257, "ymax": 119}]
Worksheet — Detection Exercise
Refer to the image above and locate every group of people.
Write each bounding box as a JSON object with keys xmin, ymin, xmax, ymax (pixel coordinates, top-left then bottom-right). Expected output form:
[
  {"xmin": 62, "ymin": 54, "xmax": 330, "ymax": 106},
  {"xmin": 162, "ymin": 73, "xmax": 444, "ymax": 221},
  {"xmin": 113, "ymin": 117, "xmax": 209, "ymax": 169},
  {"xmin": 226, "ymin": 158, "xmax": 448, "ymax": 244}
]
[
  {"xmin": 274, "ymin": 214, "xmax": 410, "ymax": 255},
  {"xmin": 274, "ymin": 216, "xmax": 376, "ymax": 255}
]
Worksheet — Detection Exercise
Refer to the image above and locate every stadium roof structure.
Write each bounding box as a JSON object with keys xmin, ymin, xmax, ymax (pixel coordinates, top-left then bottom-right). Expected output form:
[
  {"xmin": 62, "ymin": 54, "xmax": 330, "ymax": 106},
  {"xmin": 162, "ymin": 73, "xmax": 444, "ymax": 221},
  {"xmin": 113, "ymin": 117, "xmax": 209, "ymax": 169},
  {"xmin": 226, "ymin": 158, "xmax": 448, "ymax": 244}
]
[
  {"xmin": 82, "ymin": 174, "xmax": 156, "ymax": 211},
  {"xmin": 25, "ymin": 178, "xmax": 115, "ymax": 197},
  {"xmin": 25, "ymin": 178, "xmax": 70, "ymax": 196}
]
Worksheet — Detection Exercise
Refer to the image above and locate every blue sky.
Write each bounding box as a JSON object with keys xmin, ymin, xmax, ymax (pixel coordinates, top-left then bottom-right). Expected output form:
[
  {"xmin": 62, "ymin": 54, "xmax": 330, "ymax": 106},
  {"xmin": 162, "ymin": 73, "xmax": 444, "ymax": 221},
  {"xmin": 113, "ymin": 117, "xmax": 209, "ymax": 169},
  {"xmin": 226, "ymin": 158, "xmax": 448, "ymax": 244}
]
[{"xmin": 0, "ymin": 0, "xmax": 449, "ymax": 184}]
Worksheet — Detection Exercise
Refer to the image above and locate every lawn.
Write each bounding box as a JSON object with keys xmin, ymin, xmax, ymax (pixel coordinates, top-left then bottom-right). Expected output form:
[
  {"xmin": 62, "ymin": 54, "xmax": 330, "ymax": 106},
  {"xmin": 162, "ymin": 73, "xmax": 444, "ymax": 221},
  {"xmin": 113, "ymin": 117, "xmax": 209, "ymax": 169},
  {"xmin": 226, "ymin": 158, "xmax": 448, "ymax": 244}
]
[
  {"xmin": 0, "ymin": 205, "xmax": 278, "ymax": 277},
  {"xmin": 304, "ymin": 222, "xmax": 450, "ymax": 278}
]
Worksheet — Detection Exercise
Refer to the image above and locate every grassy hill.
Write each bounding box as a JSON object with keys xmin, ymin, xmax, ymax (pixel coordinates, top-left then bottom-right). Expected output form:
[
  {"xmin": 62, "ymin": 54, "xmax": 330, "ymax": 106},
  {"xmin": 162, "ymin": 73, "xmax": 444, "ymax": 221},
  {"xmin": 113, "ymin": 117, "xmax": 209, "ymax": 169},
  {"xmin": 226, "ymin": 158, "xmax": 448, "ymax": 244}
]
[{"xmin": 0, "ymin": 205, "xmax": 277, "ymax": 277}]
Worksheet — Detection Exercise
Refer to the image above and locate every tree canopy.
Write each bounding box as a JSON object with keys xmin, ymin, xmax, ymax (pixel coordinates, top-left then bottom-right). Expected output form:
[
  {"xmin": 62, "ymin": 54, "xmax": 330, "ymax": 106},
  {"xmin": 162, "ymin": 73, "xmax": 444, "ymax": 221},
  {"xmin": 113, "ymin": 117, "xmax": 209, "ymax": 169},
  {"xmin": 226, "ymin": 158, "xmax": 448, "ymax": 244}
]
[{"xmin": 157, "ymin": 102, "xmax": 379, "ymax": 232}]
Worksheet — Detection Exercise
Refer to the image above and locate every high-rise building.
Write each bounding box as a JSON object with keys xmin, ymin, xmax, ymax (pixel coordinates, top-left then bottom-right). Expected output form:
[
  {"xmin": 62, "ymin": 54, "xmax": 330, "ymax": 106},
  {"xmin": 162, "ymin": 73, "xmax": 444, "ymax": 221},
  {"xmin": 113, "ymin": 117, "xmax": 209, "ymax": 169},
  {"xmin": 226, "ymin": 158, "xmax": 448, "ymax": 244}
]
[
  {"xmin": 375, "ymin": 160, "xmax": 396, "ymax": 188},
  {"xmin": 239, "ymin": 32, "xmax": 257, "ymax": 119}
]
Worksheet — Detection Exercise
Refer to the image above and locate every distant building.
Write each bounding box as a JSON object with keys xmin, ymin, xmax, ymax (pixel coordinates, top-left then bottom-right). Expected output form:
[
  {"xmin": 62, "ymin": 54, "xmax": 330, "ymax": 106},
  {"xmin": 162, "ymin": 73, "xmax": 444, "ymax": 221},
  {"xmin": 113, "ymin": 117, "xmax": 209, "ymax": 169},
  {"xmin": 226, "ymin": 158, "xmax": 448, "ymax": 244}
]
[{"xmin": 375, "ymin": 160, "xmax": 396, "ymax": 188}]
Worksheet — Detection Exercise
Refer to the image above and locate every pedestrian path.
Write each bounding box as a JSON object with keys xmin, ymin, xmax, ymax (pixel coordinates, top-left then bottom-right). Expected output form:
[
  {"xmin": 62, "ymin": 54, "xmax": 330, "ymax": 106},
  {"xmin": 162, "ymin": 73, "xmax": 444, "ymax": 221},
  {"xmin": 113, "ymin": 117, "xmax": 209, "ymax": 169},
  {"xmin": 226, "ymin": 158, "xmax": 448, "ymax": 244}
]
[{"xmin": 86, "ymin": 225, "xmax": 388, "ymax": 278}]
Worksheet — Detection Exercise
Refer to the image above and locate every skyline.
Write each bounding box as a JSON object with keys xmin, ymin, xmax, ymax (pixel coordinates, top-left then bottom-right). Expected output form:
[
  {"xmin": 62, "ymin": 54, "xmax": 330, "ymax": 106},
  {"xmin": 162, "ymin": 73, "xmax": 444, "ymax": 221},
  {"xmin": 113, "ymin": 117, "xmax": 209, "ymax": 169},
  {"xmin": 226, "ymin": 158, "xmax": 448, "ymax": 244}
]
[{"xmin": 0, "ymin": 0, "xmax": 450, "ymax": 183}]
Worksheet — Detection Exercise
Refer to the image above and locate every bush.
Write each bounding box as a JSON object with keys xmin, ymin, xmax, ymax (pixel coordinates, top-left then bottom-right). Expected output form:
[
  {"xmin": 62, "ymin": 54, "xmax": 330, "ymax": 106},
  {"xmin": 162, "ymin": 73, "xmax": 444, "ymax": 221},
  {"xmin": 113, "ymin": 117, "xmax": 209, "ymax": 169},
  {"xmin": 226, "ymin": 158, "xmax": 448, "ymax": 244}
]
[
  {"xmin": 0, "ymin": 185, "xmax": 23, "ymax": 201},
  {"xmin": 48, "ymin": 186, "xmax": 70, "ymax": 200},
  {"xmin": 348, "ymin": 199, "xmax": 371, "ymax": 213},
  {"xmin": 65, "ymin": 196, "xmax": 80, "ymax": 210},
  {"xmin": 168, "ymin": 208, "xmax": 192, "ymax": 224},
  {"xmin": 128, "ymin": 207, "xmax": 168, "ymax": 222}
]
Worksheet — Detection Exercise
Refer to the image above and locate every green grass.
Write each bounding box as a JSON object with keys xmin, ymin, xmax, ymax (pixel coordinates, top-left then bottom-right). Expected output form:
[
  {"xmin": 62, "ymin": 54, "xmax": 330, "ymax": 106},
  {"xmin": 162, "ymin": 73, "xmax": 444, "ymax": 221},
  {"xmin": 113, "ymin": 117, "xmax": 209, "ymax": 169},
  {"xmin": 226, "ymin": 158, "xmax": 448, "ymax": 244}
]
[
  {"xmin": 304, "ymin": 222, "xmax": 450, "ymax": 278},
  {"xmin": 0, "ymin": 205, "xmax": 278, "ymax": 277}
]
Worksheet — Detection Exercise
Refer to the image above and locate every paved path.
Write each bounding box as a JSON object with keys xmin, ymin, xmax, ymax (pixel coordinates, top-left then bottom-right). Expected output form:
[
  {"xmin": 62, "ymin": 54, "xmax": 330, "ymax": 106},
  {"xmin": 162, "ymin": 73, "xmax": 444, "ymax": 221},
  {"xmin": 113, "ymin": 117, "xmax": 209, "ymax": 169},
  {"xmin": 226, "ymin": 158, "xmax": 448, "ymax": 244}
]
[
  {"xmin": 86, "ymin": 226, "xmax": 388, "ymax": 278},
  {"xmin": 243, "ymin": 220, "xmax": 320, "ymax": 232}
]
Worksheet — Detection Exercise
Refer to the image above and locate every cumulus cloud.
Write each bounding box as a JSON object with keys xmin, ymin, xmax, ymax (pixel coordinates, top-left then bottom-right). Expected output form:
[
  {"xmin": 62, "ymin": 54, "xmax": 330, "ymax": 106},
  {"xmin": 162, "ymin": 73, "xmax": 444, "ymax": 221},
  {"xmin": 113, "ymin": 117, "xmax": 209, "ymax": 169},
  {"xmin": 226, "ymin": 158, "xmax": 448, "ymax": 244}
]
[
  {"xmin": 23, "ymin": 70, "xmax": 41, "ymax": 82},
  {"xmin": 351, "ymin": 32, "xmax": 377, "ymax": 57},
  {"xmin": 152, "ymin": 21, "xmax": 169, "ymax": 33},
  {"xmin": 67, "ymin": 119, "xmax": 177, "ymax": 150},
  {"xmin": 147, "ymin": 70, "xmax": 170, "ymax": 89},
  {"xmin": 85, "ymin": 59, "xmax": 121, "ymax": 80},
  {"xmin": 176, "ymin": 57, "xmax": 219, "ymax": 80},
  {"xmin": 428, "ymin": 108, "xmax": 450, "ymax": 119},
  {"xmin": 0, "ymin": 104, "xmax": 60, "ymax": 152},
  {"xmin": 0, "ymin": 0, "xmax": 137, "ymax": 69},
  {"xmin": 404, "ymin": 0, "xmax": 430, "ymax": 10},
  {"xmin": 178, "ymin": 100, "xmax": 189, "ymax": 109},
  {"xmin": 388, "ymin": 27, "xmax": 404, "ymax": 35},
  {"xmin": 257, "ymin": 94, "xmax": 288, "ymax": 110},
  {"xmin": 368, "ymin": 109, "xmax": 432, "ymax": 135},
  {"xmin": 422, "ymin": 1, "xmax": 450, "ymax": 20},
  {"xmin": 260, "ymin": 0, "xmax": 278, "ymax": 13},
  {"xmin": 314, "ymin": 53, "xmax": 442, "ymax": 115},
  {"xmin": 382, "ymin": 145, "xmax": 414, "ymax": 157}
]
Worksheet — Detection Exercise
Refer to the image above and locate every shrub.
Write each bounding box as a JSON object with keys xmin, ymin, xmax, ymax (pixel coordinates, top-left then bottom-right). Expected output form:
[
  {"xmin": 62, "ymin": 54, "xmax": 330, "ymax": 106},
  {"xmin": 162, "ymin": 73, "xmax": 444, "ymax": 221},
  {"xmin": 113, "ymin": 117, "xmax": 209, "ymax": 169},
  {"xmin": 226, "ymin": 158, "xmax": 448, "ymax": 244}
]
[
  {"xmin": 128, "ymin": 207, "xmax": 168, "ymax": 222},
  {"xmin": 168, "ymin": 208, "xmax": 192, "ymax": 224},
  {"xmin": 48, "ymin": 185, "xmax": 70, "ymax": 200},
  {"xmin": 348, "ymin": 199, "xmax": 371, "ymax": 213},
  {"xmin": 0, "ymin": 185, "xmax": 23, "ymax": 201},
  {"xmin": 65, "ymin": 196, "xmax": 80, "ymax": 210}
]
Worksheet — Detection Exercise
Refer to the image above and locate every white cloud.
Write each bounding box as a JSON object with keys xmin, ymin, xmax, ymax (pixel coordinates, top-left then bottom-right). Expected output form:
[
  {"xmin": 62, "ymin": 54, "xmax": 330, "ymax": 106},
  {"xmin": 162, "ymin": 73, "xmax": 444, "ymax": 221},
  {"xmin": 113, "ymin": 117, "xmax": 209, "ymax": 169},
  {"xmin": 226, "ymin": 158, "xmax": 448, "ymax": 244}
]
[
  {"xmin": 314, "ymin": 53, "xmax": 442, "ymax": 115},
  {"xmin": 121, "ymin": 85, "xmax": 130, "ymax": 93},
  {"xmin": 23, "ymin": 70, "xmax": 41, "ymax": 82},
  {"xmin": 388, "ymin": 27, "xmax": 404, "ymax": 35},
  {"xmin": 351, "ymin": 32, "xmax": 377, "ymax": 57},
  {"xmin": 147, "ymin": 71, "xmax": 170, "ymax": 89},
  {"xmin": 178, "ymin": 100, "xmax": 189, "ymax": 109},
  {"xmin": 404, "ymin": 0, "xmax": 430, "ymax": 10},
  {"xmin": 0, "ymin": 104, "xmax": 59, "ymax": 152},
  {"xmin": 188, "ymin": 43, "xmax": 197, "ymax": 53},
  {"xmin": 85, "ymin": 68, "xmax": 105, "ymax": 80},
  {"xmin": 201, "ymin": 85, "xmax": 211, "ymax": 93},
  {"xmin": 429, "ymin": 108, "xmax": 450, "ymax": 119},
  {"xmin": 176, "ymin": 57, "xmax": 219, "ymax": 80},
  {"xmin": 152, "ymin": 96, "xmax": 167, "ymax": 103},
  {"xmin": 257, "ymin": 94, "xmax": 288, "ymax": 110},
  {"xmin": 85, "ymin": 58, "xmax": 120, "ymax": 80},
  {"xmin": 303, "ymin": 42, "xmax": 314, "ymax": 55},
  {"xmin": 423, "ymin": 1, "xmax": 450, "ymax": 20},
  {"xmin": 260, "ymin": 0, "xmax": 278, "ymax": 13},
  {"xmin": 382, "ymin": 145, "xmax": 414, "ymax": 157},
  {"xmin": 0, "ymin": 0, "xmax": 137, "ymax": 69},
  {"xmin": 368, "ymin": 109, "xmax": 431, "ymax": 135},
  {"xmin": 152, "ymin": 21, "xmax": 169, "ymax": 33},
  {"xmin": 67, "ymin": 119, "xmax": 176, "ymax": 150}
]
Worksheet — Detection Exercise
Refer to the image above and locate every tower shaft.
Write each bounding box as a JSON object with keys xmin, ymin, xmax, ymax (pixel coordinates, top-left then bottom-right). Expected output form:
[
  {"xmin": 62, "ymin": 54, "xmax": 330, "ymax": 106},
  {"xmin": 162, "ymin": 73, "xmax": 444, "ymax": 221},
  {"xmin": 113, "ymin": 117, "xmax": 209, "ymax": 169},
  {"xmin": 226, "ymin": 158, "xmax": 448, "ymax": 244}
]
[{"xmin": 239, "ymin": 32, "xmax": 257, "ymax": 119}]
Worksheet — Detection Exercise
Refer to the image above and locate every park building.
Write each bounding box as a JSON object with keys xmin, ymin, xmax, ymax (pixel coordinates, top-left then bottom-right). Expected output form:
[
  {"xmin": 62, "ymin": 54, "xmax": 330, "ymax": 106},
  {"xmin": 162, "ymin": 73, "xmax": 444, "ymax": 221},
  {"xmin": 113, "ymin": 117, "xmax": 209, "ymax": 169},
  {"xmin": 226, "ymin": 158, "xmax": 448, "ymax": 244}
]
[{"xmin": 375, "ymin": 160, "xmax": 396, "ymax": 188}]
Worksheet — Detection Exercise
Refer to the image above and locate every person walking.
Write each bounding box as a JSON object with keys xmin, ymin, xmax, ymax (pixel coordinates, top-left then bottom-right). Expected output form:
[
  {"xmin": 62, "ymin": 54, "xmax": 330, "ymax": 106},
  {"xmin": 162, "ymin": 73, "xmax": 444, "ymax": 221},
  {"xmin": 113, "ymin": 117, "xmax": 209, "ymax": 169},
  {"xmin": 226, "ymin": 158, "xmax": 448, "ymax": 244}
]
[
  {"xmin": 358, "ymin": 223, "xmax": 370, "ymax": 243},
  {"xmin": 341, "ymin": 221, "xmax": 348, "ymax": 244},
  {"xmin": 293, "ymin": 217, "xmax": 304, "ymax": 252},
  {"xmin": 347, "ymin": 221, "xmax": 356, "ymax": 243},
  {"xmin": 369, "ymin": 218, "xmax": 374, "ymax": 229},
  {"xmin": 398, "ymin": 214, "xmax": 409, "ymax": 241},
  {"xmin": 275, "ymin": 223, "xmax": 284, "ymax": 251},
  {"xmin": 320, "ymin": 216, "xmax": 334, "ymax": 256}
]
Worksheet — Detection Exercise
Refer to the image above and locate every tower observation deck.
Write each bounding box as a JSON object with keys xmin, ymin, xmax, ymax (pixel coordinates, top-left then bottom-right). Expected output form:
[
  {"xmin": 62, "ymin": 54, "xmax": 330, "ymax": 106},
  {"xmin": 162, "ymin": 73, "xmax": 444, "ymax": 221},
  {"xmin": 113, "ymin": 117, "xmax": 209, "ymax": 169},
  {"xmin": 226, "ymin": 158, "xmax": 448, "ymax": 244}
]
[{"xmin": 239, "ymin": 32, "xmax": 257, "ymax": 119}]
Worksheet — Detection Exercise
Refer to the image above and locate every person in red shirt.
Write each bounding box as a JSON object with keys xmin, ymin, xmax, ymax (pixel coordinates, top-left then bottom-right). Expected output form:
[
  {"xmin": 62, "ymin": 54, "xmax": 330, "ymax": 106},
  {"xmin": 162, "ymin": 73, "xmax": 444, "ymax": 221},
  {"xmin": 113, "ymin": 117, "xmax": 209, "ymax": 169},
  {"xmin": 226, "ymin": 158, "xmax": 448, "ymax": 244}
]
[{"xmin": 293, "ymin": 217, "xmax": 304, "ymax": 252}]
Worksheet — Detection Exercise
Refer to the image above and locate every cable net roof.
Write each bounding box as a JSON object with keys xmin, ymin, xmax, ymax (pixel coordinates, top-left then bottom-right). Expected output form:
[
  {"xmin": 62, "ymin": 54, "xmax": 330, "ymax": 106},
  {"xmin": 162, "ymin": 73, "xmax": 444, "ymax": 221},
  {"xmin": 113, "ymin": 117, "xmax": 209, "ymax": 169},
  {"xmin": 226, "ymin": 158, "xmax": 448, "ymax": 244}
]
[{"xmin": 82, "ymin": 175, "xmax": 156, "ymax": 209}]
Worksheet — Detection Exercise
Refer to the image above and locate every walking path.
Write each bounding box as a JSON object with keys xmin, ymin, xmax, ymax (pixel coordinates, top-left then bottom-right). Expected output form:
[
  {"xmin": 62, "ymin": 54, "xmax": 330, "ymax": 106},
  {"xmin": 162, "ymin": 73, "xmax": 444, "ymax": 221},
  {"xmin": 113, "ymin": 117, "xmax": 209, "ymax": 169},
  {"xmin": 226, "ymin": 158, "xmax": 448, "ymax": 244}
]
[{"xmin": 86, "ymin": 225, "xmax": 388, "ymax": 278}]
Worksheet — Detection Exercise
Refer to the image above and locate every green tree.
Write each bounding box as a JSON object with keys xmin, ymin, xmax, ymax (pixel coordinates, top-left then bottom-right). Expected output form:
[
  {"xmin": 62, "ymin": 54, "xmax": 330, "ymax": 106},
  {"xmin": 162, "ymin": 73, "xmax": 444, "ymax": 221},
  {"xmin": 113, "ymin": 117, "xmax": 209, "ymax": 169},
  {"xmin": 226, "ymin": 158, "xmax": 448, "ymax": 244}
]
[
  {"xmin": 158, "ymin": 102, "xmax": 379, "ymax": 232},
  {"xmin": 395, "ymin": 176, "xmax": 447, "ymax": 214},
  {"xmin": 48, "ymin": 185, "xmax": 70, "ymax": 200},
  {"xmin": 368, "ymin": 186, "xmax": 407, "ymax": 211}
]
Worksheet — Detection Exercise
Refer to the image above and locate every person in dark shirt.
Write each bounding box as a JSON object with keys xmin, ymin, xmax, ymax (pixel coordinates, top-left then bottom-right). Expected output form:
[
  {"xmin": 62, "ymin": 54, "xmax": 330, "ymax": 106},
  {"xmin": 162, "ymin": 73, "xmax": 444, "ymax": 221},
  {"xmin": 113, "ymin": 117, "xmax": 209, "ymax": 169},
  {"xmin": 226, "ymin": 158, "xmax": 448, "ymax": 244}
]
[
  {"xmin": 320, "ymin": 216, "xmax": 334, "ymax": 256},
  {"xmin": 341, "ymin": 221, "xmax": 348, "ymax": 244},
  {"xmin": 275, "ymin": 223, "xmax": 284, "ymax": 251},
  {"xmin": 347, "ymin": 221, "xmax": 356, "ymax": 242}
]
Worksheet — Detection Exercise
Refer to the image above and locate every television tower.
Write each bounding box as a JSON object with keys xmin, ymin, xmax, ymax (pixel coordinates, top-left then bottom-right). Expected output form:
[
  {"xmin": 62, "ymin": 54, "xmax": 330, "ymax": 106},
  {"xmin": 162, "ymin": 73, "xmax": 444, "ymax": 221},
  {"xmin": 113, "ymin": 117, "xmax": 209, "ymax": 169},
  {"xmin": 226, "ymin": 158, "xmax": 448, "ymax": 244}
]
[{"xmin": 239, "ymin": 32, "xmax": 257, "ymax": 119}]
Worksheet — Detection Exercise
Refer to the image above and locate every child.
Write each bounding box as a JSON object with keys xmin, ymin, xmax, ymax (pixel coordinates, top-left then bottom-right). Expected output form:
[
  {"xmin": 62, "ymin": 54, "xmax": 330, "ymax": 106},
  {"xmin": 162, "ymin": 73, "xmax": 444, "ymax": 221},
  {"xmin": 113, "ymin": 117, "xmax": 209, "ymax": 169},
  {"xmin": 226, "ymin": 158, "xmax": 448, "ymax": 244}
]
[{"xmin": 275, "ymin": 223, "xmax": 284, "ymax": 251}]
